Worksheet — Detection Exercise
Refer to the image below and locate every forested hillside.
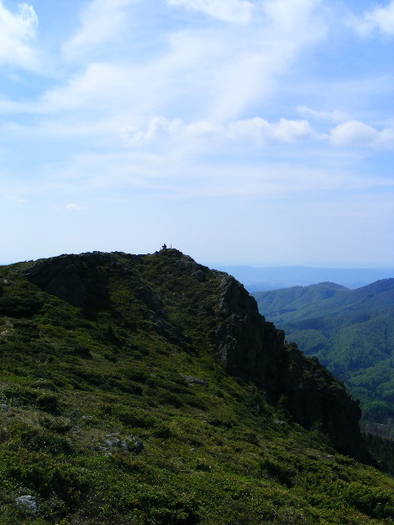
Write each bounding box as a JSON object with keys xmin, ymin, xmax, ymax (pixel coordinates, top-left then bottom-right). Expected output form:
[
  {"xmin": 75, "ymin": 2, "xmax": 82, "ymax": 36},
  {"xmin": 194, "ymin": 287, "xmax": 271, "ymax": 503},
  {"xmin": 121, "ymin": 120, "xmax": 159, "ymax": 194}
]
[{"xmin": 254, "ymin": 280, "xmax": 394, "ymax": 436}]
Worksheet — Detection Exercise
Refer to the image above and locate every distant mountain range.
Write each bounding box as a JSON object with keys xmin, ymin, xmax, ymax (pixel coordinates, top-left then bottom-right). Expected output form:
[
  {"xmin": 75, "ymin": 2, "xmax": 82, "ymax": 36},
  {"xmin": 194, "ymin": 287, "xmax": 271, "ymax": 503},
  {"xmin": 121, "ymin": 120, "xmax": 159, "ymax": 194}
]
[
  {"xmin": 253, "ymin": 279, "xmax": 394, "ymax": 437},
  {"xmin": 215, "ymin": 265, "xmax": 394, "ymax": 291}
]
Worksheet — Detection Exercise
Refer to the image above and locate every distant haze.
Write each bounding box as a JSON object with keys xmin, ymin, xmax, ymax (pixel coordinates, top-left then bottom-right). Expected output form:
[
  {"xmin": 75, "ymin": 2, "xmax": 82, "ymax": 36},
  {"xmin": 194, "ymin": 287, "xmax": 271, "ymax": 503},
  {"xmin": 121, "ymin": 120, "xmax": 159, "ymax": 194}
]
[{"xmin": 214, "ymin": 265, "xmax": 394, "ymax": 291}]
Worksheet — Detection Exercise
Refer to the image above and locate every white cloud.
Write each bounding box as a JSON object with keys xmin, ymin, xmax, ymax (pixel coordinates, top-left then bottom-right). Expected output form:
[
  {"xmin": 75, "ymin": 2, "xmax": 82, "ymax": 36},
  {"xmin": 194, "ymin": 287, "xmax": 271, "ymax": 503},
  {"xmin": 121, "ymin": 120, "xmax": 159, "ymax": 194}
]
[
  {"xmin": 63, "ymin": 0, "xmax": 137, "ymax": 60},
  {"xmin": 65, "ymin": 203, "xmax": 87, "ymax": 211},
  {"xmin": 223, "ymin": 117, "xmax": 316, "ymax": 143},
  {"xmin": 330, "ymin": 120, "xmax": 394, "ymax": 148},
  {"xmin": 122, "ymin": 116, "xmax": 316, "ymax": 146},
  {"xmin": 8, "ymin": 111, "xmax": 394, "ymax": 153},
  {"xmin": 379, "ymin": 127, "xmax": 394, "ymax": 146},
  {"xmin": 167, "ymin": 0, "xmax": 253, "ymax": 24},
  {"xmin": 263, "ymin": 0, "xmax": 323, "ymax": 34},
  {"xmin": 57, "ymin": 0, "xmax": 326, "ymax": 123},
  {"xmin": 41, "ymin": 62, "xmax": 134, "ymax": 112},
  {"xmin": 297, "ymin": 105, "xmax": 350, "ymax": 122},
  {"xmin": 270, "ymin": 118, "xmax": 315, "ymax": 142},
  {"xmin": 44, "ymin": 147, "xmax": 393, "ymax": 201},
  {"xmin": 209, "ymin": 0, "xmax": 327, "ymax": 120},
  {"xmin": 0, "ymin": 0, "xmax": 327, "ymax": 127},
  {"xmin": 330, "ymin": 121, "xmax": 378, "ymax": 146},
  {"xmin": 350, "ymin": 1, "xmax": 394, "ymax": 36},
  {"xmin": 0, "ymin": 1, "xmax": 38, "ymax": 69}
]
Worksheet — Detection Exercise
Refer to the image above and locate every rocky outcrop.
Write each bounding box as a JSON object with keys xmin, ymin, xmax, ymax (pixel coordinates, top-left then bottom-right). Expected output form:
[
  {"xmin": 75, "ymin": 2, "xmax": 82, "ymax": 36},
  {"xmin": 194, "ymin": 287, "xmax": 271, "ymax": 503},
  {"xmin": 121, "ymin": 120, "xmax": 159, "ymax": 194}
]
[
  {"xmin": 25, "ymin": 252, "xmax": 115, "ymax": 314},
  {"xmin": 215, "ymin": 273, "xmax": 369, "ymax": 461},
  {"xmin": 215, "ymin": 275, "xmax": 285, "ymax": 393}
]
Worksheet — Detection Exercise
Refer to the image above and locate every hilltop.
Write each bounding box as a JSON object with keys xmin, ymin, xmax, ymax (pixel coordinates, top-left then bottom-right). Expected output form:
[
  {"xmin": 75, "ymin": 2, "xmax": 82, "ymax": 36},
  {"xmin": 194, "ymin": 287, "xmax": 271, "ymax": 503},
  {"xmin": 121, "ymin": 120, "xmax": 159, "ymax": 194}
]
[{"xmin": 0, "ymin": 250, "xmax": 393, "ymax": 524}]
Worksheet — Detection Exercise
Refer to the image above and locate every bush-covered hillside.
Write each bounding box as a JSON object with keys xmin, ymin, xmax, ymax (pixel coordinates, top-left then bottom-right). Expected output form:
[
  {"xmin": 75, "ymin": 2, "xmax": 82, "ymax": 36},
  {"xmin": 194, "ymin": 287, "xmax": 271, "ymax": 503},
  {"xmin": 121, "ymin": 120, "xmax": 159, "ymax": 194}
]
[
  {"xmin": 253, "ymin": 281, "xmax": 394, "ymax": 436},
  {"xmin": 0, "ymin": 250, "xmax": 393, "ymax": 524}
]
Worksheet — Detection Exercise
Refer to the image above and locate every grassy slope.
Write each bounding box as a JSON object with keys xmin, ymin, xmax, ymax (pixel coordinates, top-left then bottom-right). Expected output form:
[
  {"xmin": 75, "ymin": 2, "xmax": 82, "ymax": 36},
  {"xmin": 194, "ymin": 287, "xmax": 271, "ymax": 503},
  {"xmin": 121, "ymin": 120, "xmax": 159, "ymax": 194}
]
[
  {"xmin": 254, "ymin": 281, "xmax": 394, "ymax": 432},
  {"xmin": 0, "ymin": 253, "xmax": 393, "ymax": 524}
]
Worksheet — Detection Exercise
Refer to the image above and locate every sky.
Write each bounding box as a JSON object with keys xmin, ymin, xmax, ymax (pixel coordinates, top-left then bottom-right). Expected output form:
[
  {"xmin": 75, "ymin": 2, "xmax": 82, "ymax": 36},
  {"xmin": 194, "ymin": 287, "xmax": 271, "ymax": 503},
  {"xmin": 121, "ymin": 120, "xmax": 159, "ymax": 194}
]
[{"xmin": 0, "ymin": 0, "xmax": 393, "ymax": 266}]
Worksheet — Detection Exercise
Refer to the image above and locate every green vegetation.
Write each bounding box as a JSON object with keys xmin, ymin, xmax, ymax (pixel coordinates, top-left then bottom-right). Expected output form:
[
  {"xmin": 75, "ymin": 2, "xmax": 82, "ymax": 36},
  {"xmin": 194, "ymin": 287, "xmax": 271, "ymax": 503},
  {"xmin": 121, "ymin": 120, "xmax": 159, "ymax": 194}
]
[
  {"xmin": 0, "ymin": 251, "xmax": 393, "ymax": 524},
  {"xmin": 253, "ymin": 280, "xmax": 394, "ymax": 437},
  {"xmin": 365, "ymin": 434, "xmax": 394, "ymax": 476}
]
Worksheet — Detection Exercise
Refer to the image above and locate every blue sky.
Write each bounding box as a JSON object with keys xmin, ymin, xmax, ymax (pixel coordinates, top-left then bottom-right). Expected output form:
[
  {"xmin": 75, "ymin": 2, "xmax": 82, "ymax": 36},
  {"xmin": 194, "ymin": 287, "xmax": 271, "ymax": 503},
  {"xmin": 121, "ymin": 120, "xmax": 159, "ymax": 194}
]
[{"xmin": 0, "ymin": 0, "xmax": 393, "ymax": 266}]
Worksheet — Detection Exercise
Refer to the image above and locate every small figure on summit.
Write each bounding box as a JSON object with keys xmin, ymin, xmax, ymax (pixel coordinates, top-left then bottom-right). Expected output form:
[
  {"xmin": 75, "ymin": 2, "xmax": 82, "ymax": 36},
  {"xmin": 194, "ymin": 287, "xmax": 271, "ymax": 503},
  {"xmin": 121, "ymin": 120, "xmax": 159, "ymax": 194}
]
[{"xmin": 161, "ymin": 244, "xmax": 167, "ymax": 251}]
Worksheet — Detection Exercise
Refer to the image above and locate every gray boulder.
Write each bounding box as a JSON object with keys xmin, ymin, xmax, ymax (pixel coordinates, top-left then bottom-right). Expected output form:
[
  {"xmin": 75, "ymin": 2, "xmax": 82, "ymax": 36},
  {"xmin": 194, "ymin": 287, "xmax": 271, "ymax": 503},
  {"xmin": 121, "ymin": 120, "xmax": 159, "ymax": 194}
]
[{"xmin": 16, "ymin": 495, "xmax": 37, "ymax": 514}]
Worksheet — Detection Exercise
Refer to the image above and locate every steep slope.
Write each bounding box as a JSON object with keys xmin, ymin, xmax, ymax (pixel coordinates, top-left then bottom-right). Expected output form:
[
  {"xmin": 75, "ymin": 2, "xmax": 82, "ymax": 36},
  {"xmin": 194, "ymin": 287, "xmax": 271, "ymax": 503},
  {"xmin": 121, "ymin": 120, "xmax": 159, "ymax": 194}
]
[
  {"xmin": 254, "ymin": 281, "xmax": 394, "ymax": 434},
  {"xmin": 0, "ymin": 250, "xmax": 393, "ymax": 524}
]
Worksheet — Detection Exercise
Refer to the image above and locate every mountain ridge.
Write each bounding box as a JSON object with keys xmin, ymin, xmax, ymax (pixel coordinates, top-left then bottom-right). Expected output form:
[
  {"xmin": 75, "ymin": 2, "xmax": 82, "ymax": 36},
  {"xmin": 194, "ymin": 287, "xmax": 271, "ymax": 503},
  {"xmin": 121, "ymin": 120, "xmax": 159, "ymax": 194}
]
[
  {"xmin": 20, "ymin": 249, "xmax": 368, "ymax": 459},
  {"xmin": 1, "ymin": 250, "xmax": 393, "ymax": 523}
]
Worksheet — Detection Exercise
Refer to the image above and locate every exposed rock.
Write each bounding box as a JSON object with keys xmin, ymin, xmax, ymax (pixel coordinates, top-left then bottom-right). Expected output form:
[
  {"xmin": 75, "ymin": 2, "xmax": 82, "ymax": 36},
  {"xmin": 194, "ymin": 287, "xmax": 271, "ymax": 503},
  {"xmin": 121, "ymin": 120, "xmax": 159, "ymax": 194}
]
[
  {"xmin": 215, "ymin": 274, "xmax": 285, "ymax": 394},
  {"xmin": 0, "ymin": 319, "xmax": 13, "ymax": 340},
  {"xmin": 183, "ymin": 376, "xmax": 208, "ymax": 387},
  {"xmin": 214, "ymin": 271, "xmax": 369, "ymax": 461},
  {"xmin": 25, "ymin": 252, "xmax": 187, "ymax": 345},
  {"xmin": 127, "ymin": 435, "xmax": 144, "ymax": 454},
  {"xmin": 25, "ymin": 253, "xmax": 114, "ymax": 315},
  {"xmin": 102, "ymin": 434, "xmax": 144, "ymax": 455},
  {"xmin": 15, "ymin": 495, "xmax": 38, "ymax": 514}
]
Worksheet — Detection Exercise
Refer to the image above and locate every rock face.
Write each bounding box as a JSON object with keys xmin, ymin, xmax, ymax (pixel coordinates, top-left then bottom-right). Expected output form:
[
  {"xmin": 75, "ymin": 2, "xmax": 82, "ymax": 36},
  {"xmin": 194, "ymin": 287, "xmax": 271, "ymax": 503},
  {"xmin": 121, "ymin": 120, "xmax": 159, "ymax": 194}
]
[
  {"xmin": 216, "ymin": 275, "xmax": 286, "ymax": 393},
  {"xmin": 25, "ymin": 252, "xmax": 121, "ymax": 315},
  {"xmin": 215, "ymin": 274, "xmax": 367, "ymax": 460},
  {"xmin": 25, "ymin": 249, "xmax": 369, "ymax": 461}
]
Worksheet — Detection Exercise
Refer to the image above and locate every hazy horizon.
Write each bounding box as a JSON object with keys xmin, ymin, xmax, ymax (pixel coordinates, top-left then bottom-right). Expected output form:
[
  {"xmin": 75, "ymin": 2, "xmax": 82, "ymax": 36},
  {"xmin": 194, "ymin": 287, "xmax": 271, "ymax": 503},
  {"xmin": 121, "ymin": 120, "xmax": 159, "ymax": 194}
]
[
  {"xmin": 3, "ymin": 249, "xmax": 393, "ymax": 292},
  {"xmin": 0, "ymin": 0, "xmax": 393, "ymax": 266},
  {"xmin": 1, "ymin": 249, "xmax": 394, "ymax": 273}
]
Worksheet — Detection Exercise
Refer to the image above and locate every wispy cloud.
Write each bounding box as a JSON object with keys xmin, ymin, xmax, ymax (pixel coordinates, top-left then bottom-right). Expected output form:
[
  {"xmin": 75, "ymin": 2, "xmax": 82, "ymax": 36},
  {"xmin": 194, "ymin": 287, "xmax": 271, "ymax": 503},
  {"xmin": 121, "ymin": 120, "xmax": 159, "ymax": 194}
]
[
  {"xmin": 65, "ymin": 203, "xmax": 87, "ymax": 211},
  {"xmin": 0, "ymin": 0, "xmax": 327, "ymax": 125},
  {"xmin": 167, "ymin": 0, "xmax": 254, "ymax": 24},
  {"xmin": 350, "ymin": 0, "xmax": 394, "ymax": 37},
  {"xmin": 297, "ymin": 105, "xmax": 350, "ymax": 123},
  {"xmin": 38, "ymin": 147, "xmax": 393, "ymax": 201},
  {"xmin": 0, "ymin": 0, "xmax": 393, "ymax": 265},
  {"xmin": 122, "ymin": 116, "xmax": 316, "ymax": 147},
  {"xmin": 63, "ymin": 0, "xmax": 138, "ymax": 60},
  {"xmin": 0, "ymin": 1, "xmax": 38, "ymax": 69}
]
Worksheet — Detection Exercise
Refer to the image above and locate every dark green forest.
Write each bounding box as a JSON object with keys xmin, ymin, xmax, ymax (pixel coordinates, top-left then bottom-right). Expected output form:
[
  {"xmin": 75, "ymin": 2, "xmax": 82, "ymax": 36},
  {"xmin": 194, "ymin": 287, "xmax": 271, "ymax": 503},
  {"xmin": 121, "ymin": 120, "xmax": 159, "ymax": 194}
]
[{"xmin": 253, "ymin": 280, "xmax": 394, "ymax": 436}]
